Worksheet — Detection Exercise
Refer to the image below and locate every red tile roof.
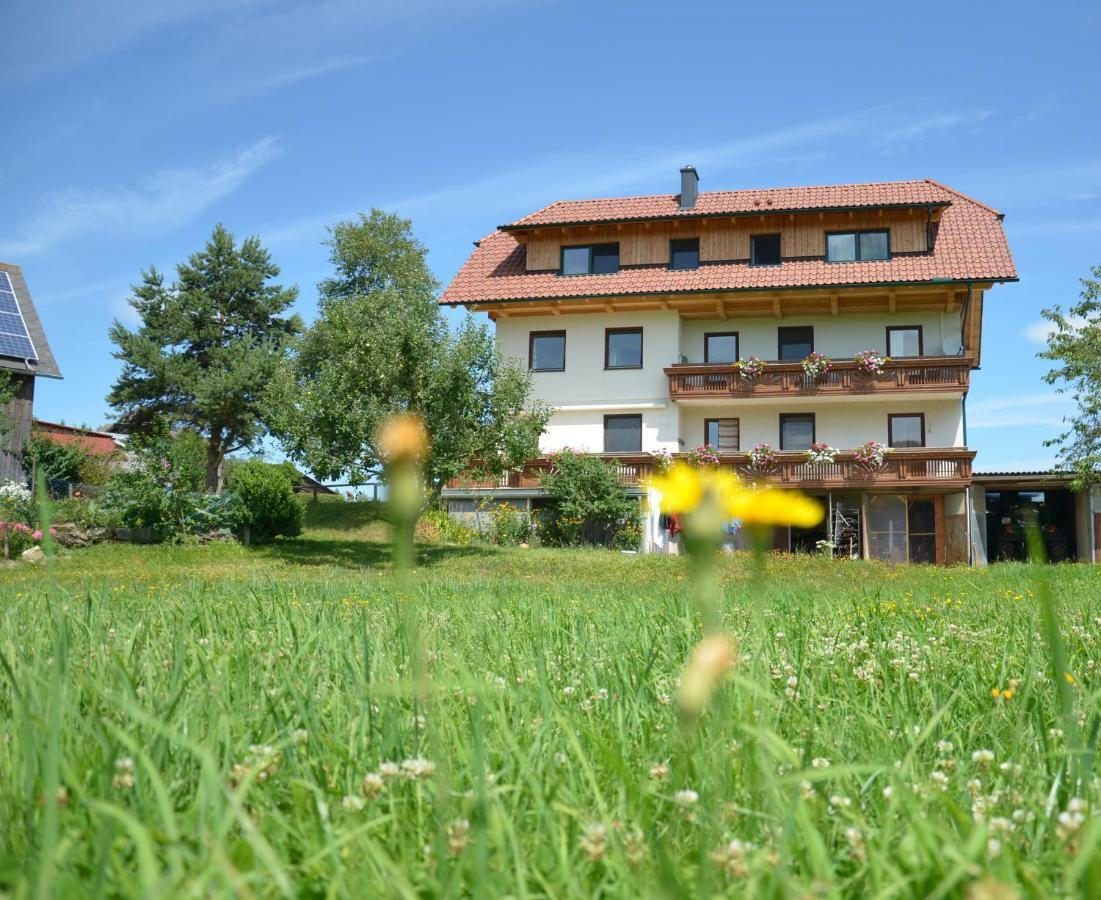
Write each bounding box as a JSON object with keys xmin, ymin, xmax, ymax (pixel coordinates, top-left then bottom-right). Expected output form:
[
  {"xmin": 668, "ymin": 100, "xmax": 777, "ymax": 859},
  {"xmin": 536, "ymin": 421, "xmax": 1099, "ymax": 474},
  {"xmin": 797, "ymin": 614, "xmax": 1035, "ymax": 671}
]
[
  {"xmin": 505, "ymin": 179, "xmax": 957, "ymax": 229},
  {"xmin": 440, "ymin": 179, "xmax": 1016, "ymax": 306}
]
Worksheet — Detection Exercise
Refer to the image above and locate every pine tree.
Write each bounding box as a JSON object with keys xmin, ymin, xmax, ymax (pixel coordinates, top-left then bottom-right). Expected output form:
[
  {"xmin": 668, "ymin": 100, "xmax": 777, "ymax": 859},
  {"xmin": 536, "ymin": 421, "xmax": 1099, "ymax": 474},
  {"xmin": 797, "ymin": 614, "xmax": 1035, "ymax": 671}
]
[{"xmin": 108, "ymin": 225, "xmax": 301, "ymax": 491}]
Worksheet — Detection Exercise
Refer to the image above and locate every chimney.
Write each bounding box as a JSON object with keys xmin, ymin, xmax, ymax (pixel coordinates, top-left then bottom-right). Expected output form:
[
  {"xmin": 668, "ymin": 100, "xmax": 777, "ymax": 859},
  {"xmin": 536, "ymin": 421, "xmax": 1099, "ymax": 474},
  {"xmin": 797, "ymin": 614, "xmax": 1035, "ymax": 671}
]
[{"xmin": 679, "ymin": 165, "xmax": 699, "ymax": 209}]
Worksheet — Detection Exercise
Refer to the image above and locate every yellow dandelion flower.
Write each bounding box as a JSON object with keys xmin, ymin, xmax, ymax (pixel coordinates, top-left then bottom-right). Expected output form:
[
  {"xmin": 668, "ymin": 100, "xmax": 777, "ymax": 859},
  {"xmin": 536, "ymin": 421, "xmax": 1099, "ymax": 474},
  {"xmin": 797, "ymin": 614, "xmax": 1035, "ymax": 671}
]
[
  {"xmin": 646, "ymin": 463, "xmax": 823, "ymax": 528},
  {"xmin": 1065, "ymin": 673, "xmax": 1076, "ymax": 685}
]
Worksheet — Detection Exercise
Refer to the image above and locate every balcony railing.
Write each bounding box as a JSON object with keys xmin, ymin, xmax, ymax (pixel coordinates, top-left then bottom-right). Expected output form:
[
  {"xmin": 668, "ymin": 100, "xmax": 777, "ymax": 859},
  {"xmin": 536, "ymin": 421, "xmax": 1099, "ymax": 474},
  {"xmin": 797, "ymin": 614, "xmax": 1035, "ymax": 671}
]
[
  {"xmin": 665, "ymin": 356, "xmax": 972, "ymax": 399},
  {"xmin": 445, "ymin": 448, "xmax": 975, "ymax": 491}
]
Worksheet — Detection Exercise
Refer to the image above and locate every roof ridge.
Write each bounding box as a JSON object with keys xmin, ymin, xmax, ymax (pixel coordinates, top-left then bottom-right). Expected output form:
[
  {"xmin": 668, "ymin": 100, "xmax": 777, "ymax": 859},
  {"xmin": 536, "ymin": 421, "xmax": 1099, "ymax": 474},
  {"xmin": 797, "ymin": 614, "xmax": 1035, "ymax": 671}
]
[
  {"xmin": 923, "ymin": 178, "xmax": 1003, "ymax": 217},
  {"xmin": 520, "ymin": 178, "xmax": 939, "ymax": 213}
]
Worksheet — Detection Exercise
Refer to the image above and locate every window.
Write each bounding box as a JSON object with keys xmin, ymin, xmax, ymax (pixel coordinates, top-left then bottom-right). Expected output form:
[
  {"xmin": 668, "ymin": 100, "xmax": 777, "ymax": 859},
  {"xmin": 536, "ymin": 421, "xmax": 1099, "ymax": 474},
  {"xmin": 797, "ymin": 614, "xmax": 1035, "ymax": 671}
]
[
  {"xmin": 670, "ymin": 238, "xmax": 700, "ymax": 270},
  {"xmin": 867, "ymin": 495, "xmax": 937, "ymax": 563},
  {"xmin": 888, "ymin": 413, "xmax": 925, "ymax": 448},
  {"xmin": 605, "ymin": 327, "xmax": 643, "ymax": 369},
  {"xmin": 887, "ymin": 326, "xmax": 923, "ymax": 357},
  {"xmin": 779, "ymin": 413, "xmax": 815, "ymax": 451},
  {"xmin": 704, "ymin": 418, "xmax": 740, "ymax": 452},
  {"xmin": 528, "ymin": 330, "xmax": 565, "ymax": 372},
  {"xmin": 777, "ymin": 325, "xmax": 814, "ymax": 361},
  {"xmin": 604, "ymin": 414, "xmax": 642, "ymax": 453},
  {"xmin": 560, "ymin": 243, "xmax": 620, "ymax": 275},
  {"xmin": 826, "ymin": 230, "xmax": 890, "ymax": 262},
  {"xmin": 704, "ymin": 331, "xmax": 739, "ymax": 364},
  {"xmin": 750, "ymin": 233, "xmax": 781, "ymax": 267}
]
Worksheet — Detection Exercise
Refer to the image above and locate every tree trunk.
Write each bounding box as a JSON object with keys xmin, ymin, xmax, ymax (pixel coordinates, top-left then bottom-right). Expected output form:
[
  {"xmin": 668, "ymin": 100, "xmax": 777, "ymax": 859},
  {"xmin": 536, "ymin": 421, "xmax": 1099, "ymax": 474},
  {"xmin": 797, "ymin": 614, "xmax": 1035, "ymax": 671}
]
[{"xmin": 205, "ymin": 445, "xmax": 223, "ymax": 493}]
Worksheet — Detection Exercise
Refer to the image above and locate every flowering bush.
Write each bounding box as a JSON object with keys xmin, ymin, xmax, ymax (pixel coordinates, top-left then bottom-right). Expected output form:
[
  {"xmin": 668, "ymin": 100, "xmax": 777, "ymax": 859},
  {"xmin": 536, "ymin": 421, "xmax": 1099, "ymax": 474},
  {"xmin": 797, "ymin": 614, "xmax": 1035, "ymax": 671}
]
[
  {"xmin": 805, "ymin": 443, "xmax": 838, "ymax": 466},
  {"xmin": 682, "ymin": 445, "xmax": 720, "ymax": 467},
  {"xmin": 0, "ymin": 481, "xmax": 35, "ymax": 526},
  {"xmin": 746, "ymin": 443, "xmax": 778, "ymax": 472},
  {"xmin": 853, "ymin": 350, "xmax": 888, "ymax": 376},
  {"xmin": 853, "ymin": 440, "xmax": 889, "ymax": 469},
  {"xmin": 734, "ymin": 356, "xmax": 765, "ymax": 379},
  {"xmin": 0, "ymin": 520, "xmax": 56, "ymax": 558},
  {"xmin": 800, "ymin": 352, "xmax": 832, "ymax": 380}
]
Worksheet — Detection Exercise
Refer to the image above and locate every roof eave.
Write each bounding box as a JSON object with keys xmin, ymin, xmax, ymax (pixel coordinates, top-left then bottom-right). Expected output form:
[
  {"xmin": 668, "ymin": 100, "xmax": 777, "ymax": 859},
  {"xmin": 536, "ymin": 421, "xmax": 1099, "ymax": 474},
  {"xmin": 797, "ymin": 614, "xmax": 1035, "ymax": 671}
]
[{"xmin": 442, "ymin": 275, "xmax": 1019, "ymax": 307}]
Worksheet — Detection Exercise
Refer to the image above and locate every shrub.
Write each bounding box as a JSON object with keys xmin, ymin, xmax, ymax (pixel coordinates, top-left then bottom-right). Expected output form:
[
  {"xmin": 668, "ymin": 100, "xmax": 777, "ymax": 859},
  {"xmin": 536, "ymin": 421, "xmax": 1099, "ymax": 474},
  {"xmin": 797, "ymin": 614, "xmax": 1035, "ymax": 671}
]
[
  {"xmin": 225, "ymin": 460, "xmax": 304, "ymax": 544},
  {"xmin": 491, "ymin": 504, "xmax": 533, "ymax": 546},
  {"xmin": 0, "ymin": 481, "xmax": 35, "ymax": 526},
  {"xmin": 52, "ymin": 497, "xmax": 121, "ymax": 530},
  {"xmin": 537, "ymin": 449, "xmax": 639, "ymax": 548},
  {"xmin": 21, "ymin": 432, "xmax": 87, "ymax": 483},
  {"xmin": 417, "ymin": 508, "xmax": 478, "ymax": 545},
  {"xmin": 101, "ymin": 430, "xmax": 210, "ymax": 539}
]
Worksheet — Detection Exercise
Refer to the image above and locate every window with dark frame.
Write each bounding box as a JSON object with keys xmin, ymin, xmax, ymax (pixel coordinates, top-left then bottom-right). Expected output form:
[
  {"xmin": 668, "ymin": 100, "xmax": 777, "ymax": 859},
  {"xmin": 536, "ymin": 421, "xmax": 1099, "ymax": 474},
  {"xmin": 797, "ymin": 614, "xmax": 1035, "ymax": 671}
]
[
  {"xmin": 750, "ymin": 233, "xmax": 782, "ymax": 267},
  {"xmin": 704, "ymin": 418, "xmax": 740, "ymax": 452},
  {"xmin": 825, "ymin": 230, "xmax": 890, "ymax": 262},
  {"xmin": 888, "ymin": 413, "xmax": 925, "ymax": 448},
  {"xmin": 528, "ymin": 330, "xmax": 566, "ymax": 372},
  {"xmin": 887, "ymin": 326, "xmax": 923, "ymax": 357},
  {"xmin": 560, "ymin": 243, "xmax": 620, "ymax": 275},
  {"xmin": 604, "ymin": 414, "xmax": 642, "ymax": 453},
  {"xmin": 779, "ymin": 413, "xmax": 815, "ymax": 451},
  {"xmin": 777, "ymin": 325, "xmax": 814, "ymax": 361},
  {"xmin": 670, "ymin": 238, "xmax": 700, "ymax": 270},
  {"xmin": 704, "ymin": 331, "xmax": 739, "ymax": 364},
  {"xmin": 605, "ymin": 327, "xmax": 643, "ymax": 369}
]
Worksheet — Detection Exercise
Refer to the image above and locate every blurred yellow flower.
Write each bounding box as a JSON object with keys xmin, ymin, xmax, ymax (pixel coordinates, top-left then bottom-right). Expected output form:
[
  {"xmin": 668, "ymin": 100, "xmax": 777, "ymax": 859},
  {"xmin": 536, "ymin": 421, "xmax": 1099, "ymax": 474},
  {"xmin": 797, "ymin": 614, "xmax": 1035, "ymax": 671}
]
[
  {"xmin": 378, "ymin": 413, "xmax": 429, "ymax": 463},
  {"xmin": 647, "ymin": 462, "xmax": 822, "ymax": 528}
]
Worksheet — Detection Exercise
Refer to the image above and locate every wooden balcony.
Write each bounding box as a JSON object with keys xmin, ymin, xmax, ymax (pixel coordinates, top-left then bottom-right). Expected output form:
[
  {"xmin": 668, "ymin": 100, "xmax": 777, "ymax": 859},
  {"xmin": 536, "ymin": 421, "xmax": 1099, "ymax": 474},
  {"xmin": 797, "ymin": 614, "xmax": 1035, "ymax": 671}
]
[
  {"xmin": 665, "ymin": 356, "xmax": 972, "ymax": 400},
  {"xmin": 718, "ymin": 447, "xmax": 975, "ymax": 489},
  {"xmin": 445, "ymin": 448, "xmax": 975, "ymax": 491}
]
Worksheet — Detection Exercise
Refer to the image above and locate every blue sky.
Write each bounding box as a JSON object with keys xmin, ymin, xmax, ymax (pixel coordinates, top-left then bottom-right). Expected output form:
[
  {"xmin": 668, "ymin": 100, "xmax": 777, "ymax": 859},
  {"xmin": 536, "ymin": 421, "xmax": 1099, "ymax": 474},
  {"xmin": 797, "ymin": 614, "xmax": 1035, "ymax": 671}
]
[{"xmin": 3, "ymin": 0, "xmax": 1099, "ymax": 471}]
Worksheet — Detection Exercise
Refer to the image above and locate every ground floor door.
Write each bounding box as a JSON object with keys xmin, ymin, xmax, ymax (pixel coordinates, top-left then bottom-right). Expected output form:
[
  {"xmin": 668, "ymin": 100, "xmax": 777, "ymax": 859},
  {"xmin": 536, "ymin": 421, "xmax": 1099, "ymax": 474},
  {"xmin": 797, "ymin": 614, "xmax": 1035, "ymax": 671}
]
[{"xmin": 865, "ymin": 494, "xmax": 942, "ymax": 564}]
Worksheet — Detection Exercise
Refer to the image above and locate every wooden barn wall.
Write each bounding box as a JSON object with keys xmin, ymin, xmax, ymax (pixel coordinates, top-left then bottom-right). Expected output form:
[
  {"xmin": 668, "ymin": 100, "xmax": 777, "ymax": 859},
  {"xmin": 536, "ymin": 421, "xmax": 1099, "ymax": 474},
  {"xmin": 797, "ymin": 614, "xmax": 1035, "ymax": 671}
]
[
  {"xmin": 0, "ymin": 375, "xmax": 33, "ymax": 484},
  {"xmin": 523, "ymin": 210, "xmax": 930, "ymax": 271}
]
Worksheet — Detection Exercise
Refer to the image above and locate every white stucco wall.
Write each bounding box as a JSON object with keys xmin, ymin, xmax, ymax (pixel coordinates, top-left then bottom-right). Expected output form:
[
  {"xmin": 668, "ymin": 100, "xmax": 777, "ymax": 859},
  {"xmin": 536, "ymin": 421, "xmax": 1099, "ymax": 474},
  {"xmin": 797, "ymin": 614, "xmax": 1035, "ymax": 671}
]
[
  {"xmin": 679, "ymin": 312, "xmax": 962, "ymax": 363},
  {"xmin": 677, "ymin": 397, "xmax": 964, "ymax": 451},
  {"xmin": 496, "ymin": 313, "xmax": 965, "ymax": 455}
]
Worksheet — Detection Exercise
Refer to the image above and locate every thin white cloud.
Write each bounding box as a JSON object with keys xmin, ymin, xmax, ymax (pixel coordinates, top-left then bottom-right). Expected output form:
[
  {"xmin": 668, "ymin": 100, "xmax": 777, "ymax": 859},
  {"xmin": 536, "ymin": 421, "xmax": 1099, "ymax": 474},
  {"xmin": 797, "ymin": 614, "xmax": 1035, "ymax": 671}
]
[
  {"xmin": 967, "ymin": 392, "xmax": 1073, "ymax": 430},
  {"xmin": 226, "ymin": 54, "xmax": 377, "ymax": 99},
  {"xmin": 0, "ymin": 137, "xmax": 281, "ymax": 258},
  {"xmin": 1024, "ymin": 315, "xmax": 1090, "ymax": 344},
  {"xmin": 258, "ymin": 104, "xmax": 990, "ymax": 250},
  {"xmin": 879, "ymin": 110, "xmax": 993, "ymax": 147}
]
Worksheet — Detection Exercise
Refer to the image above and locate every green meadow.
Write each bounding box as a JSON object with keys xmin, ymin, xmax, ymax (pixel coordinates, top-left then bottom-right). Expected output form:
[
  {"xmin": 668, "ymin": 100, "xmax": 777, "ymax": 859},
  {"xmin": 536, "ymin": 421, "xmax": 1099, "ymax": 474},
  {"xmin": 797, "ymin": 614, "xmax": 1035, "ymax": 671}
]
[{"xmin": 1, "ymin": 501, "xmax": 1099, "ymax": 897}]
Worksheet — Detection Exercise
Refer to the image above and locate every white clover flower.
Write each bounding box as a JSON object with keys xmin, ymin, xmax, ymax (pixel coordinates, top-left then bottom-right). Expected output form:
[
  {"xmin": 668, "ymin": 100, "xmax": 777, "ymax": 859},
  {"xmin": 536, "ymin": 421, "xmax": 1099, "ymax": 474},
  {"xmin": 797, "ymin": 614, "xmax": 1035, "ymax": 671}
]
[
  {"xmin": 811, "ymin": 757, "xmax": 830, "ymax": 769},
  {"xmin": 401, "ymin": 758, "xmax": 436, "ymax": 780},
  {"xmin": 341, "ymin": 794, "xmax": 365, "ymax": 811},
  {"xmin": 882, "ymin": 785, "xmax": 894, "ymax": 801},
  {"xmin": 675, "ymin": 789, "xmax": 699, "ymax": 807},
  {"xmin": 972, "ymin": 749, "xmax": 995, "ymax": 767},
  {"xmin": 379, "ymin": 761, "xmax": 401, "ymax": 778},
  {"xmin": 649, "ymin": 761, "xmax": 670, "ymax": 781},
  {"xmin": 361, "ymin": 772, "xmax": 385, "ymax": 797},
  {"xmin": 578, "ymin": 823, "xmax": 608, "ymax": 861}
]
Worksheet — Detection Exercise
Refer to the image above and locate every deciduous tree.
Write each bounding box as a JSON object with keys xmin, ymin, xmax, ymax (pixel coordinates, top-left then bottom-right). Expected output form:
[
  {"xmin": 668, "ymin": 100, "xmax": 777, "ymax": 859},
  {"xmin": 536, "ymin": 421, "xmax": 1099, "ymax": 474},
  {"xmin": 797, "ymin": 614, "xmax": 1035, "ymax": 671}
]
[
  {"xmin": 270, "ymin": 210, "xmax": 548, "ymax": 493},
  {"xmin": 1040, "ymin": 263, "xmax": 1101, "ymax": 487}
]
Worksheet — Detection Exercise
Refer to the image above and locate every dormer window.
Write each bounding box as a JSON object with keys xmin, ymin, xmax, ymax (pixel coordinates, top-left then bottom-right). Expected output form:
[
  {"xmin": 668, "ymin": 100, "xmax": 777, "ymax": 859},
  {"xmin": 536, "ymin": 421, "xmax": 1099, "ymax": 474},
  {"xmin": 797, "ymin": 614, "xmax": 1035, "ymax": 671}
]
[
  {"xmin": 669, "ymin": 238, "xmax": 699, "ymax": 270},
  {"xmin": 826, "ymin": 230, "xmax": 890, "ymax": 262},
  {"xmin": 560, "ymin": 243, "xmax": 619, "ymax": 275},
  {"xmin": 750, "ymin": 234, "xmax": 781, "ymax": 267}
]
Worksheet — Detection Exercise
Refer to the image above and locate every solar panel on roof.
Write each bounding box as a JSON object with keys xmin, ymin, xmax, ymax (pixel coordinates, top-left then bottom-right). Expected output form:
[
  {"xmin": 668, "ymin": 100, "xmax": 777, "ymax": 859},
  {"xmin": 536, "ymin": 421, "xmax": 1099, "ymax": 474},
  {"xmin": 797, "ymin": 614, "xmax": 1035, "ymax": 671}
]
[{"xmin": 0, "ymin": 271, "xmax": 38, "ymax": 361}]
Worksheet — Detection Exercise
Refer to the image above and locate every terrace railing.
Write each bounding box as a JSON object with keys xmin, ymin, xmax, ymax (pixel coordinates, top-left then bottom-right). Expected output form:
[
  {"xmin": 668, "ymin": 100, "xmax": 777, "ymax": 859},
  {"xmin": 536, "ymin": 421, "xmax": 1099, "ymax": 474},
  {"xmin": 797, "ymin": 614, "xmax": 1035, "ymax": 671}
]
[
  {"xmin": 445, "ymin": 448, "xmax": 975, "ymax": 491},
  {"xmin": 665, "ymin": 356, "xmax": 972, "ymax": 399}
]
